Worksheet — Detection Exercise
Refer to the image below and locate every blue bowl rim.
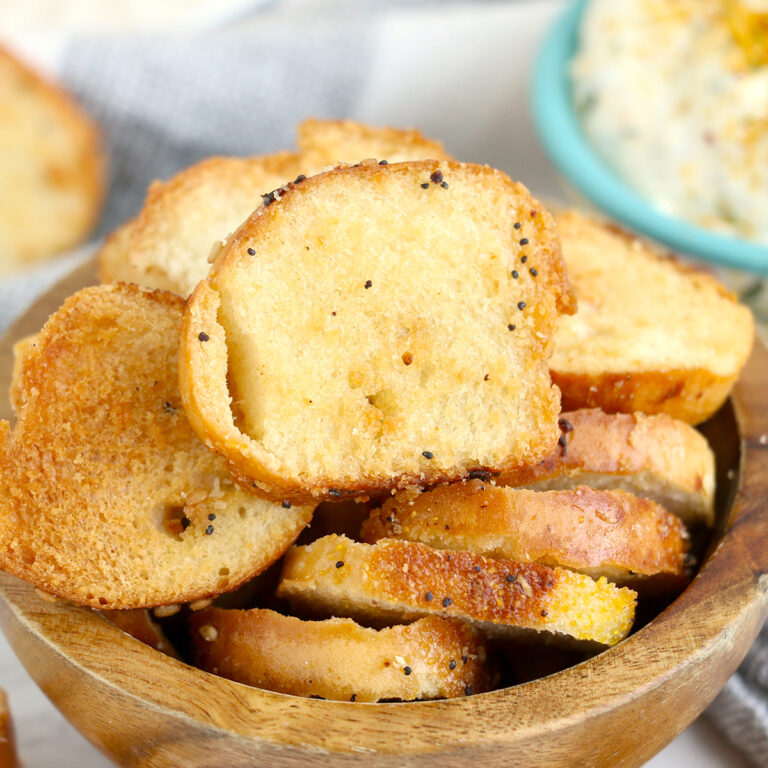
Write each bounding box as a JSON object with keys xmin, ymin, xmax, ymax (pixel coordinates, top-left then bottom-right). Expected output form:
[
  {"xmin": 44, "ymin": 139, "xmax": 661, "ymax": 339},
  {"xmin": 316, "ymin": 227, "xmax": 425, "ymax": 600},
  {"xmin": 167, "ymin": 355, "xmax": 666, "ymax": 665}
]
[{"xmin": 531, "ymin": 0, "xmax": 768, "ymax": 272}]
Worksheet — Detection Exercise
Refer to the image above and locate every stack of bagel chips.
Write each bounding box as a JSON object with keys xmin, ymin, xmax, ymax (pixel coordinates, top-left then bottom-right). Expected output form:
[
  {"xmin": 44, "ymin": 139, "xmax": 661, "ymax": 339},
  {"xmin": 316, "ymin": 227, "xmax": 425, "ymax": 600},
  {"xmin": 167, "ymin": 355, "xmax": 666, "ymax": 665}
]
[{"xmin": 1, "ymin": 120, "xmax": 749, "ymax": 703}]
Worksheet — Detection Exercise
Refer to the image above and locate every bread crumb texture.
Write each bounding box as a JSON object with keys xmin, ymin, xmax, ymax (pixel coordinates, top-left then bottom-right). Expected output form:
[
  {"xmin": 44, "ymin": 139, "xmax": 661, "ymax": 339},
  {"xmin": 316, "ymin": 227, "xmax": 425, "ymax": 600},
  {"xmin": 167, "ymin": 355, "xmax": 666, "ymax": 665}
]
[
  {"xmin": 552, "ymin": 211, "xmax": 753, "ymax": 424},
  {"xmin": 0, "ymin": 46, "xmax": 104, "ymax": 271},
  {"xmin": 190, "ymin": 607, "xmax": 489, "ymax": 702},
  {"xmin": 181, "ymin": 160, "xmax": 574, "ymax": 501},
  {"xmin": 278, "ymin": 535, "xmax": 636, "ymax": 648},
  {"xmin": 0, "ymin": 284, "xmax": 313, "ymax": 609},
  {"xmin": 363, "ymin": 480, "xmax": 689, "ymax": 592},
  {"xmin": 99, "ymin": 119, "xmax": 451, "ymax": 297}
]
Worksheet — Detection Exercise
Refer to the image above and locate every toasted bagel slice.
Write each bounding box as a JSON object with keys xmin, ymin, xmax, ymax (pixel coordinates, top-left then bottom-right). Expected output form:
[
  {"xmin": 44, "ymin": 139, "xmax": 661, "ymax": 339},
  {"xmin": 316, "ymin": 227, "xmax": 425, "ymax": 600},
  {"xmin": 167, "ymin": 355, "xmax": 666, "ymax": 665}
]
[
  {"xmin": 102, "ymin": 609, "xmax": 178, "ymax": 658},
  {"xmin": 180, "ymin": 161, "xmax": 575, "ymax": 503},
  {"xmin": 499, "ymin": 409, "xmax": 715, "ymax": 527},
  {"xmin": 99, "ymin": 120, "xmax": 453, "ymax": 298},
  {"xmin": 190, "ymin": 608, "xmax": 489, "ymax": 702},
  {"xmin": 0, "ymin": 284, "xmax": 313, "ymax": 609},
  {"xmin": 296, "ymin": 118, "xmax": 451, "ymax": 168},
  {"xmin": 551, "ymin": 211, "xmax": 753, "ymax": 425},
  {"xmin": 362, "ymin": 482, "xmax": 689, "ymax": 594},
  {"xmin": 98, "ymin": 152, "xmax": 305, "ymax": 297},
  {"xmin": 0, "ymin": 46, "xmax": 104, "ymax": 271},
  {"xmin": 277, "ymin": 535, "xmax": 636, "ymax": 648}
]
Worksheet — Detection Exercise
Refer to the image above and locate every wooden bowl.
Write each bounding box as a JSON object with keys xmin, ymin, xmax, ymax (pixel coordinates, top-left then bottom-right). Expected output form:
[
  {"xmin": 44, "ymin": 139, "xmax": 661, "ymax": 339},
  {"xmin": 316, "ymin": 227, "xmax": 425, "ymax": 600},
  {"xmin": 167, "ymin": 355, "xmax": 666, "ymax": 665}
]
[{"xmin": 0, "ymin": 262, "xmax": 767, "ymax": 768}]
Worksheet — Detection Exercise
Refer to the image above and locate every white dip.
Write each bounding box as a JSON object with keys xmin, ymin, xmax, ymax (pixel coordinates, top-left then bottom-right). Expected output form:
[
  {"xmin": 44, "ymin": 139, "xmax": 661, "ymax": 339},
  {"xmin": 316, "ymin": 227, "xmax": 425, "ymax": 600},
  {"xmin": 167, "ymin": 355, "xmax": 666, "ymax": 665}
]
[{"xmin": 571, "ymin": 0, "xmax": 768, "ymax": 246}]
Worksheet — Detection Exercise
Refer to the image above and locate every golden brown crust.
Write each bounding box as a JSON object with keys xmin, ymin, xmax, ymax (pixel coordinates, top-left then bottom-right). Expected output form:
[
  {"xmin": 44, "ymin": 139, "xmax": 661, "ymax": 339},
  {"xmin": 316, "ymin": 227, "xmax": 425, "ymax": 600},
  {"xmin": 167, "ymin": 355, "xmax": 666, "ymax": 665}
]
[
  {"xmin": 552, "ymin": 210, "xmax": 753, "ymax": 425},
  {"xmin": 0, "ymin": 284, "xmax": 313, "ymax": 608},
  {"xmin": 101, "ymin": 609, "xmax": 179, "ymax": 658},
  {"xmin": 551, "ymin": 369, "xmax": 737, "ymax": 428},
  {"xmin": 362, "ymin": 482, "xmax": 689, "ymax": 594},
  {"xmin": 278, "ymin": 535, "xmax": 636, "ymax": 647},
  {"xmin": 498, "ymin": 408, "xmax": 715, "ymax": 526},
  {"xmin": 0, "ymin": 690, "xmax": 19, "ymax": 768},
  {"xmin": 181, "ymin": 160, "xmax": 574, "ymax": 503},
  {"xmin": 190, "ymin": 608, "xmax": 489, "ymax": 702},
  {"xmin": 0, "ymin": 45, "xmax": 104, "ymax": 269},
  {"xmin": 9, "ymin": 333, "xmax": 36, "ymax": 415},
  {"xmin": 297, "ymin": 118, "xmax": 453, "ymax": 166}
]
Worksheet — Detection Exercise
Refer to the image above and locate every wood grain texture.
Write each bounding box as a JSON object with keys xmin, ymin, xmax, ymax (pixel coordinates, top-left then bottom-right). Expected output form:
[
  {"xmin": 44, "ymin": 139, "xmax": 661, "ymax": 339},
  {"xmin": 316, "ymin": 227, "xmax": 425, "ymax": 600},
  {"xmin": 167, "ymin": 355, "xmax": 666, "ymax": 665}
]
[{"xmin": 0, "ymin": 261, "xmax": 766, "ymax": 768}]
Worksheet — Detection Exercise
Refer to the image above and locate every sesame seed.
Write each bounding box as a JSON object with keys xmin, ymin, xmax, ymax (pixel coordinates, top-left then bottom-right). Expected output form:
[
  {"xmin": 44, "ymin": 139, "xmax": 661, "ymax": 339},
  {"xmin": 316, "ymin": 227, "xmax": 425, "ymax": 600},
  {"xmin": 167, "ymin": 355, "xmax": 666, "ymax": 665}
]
[
  {"xmin": 402, "ymin": 351, "xmax": 413, "ymax": 365},
  {"xmin": 336, "ymin": 560, "xmax": 344, "ymax": 569},
  {"xmin": 468, "ymin": 469, "xmax": 492, "ymax": 482},
  {"xmin": 521, "ymin": 255, "xmax": 528, "ymax": 263},
  {"xmin": 442, "ymin": 597, "xmax": 452, "ymax": 607},
  {"xmin": 425, "ymin": 591, "xmax": 433, "ymax": 601},
  {"xmin": 444, "ymin": 524, "xmax": 450, "ymax": 530},
  {"xmin": 507, "ymin": 324, "xmax": 515, "ymax": 331},
  {"xmin": 441, "ymin": 181, "xmax": 449, "ymax": 189},
  {"xmin": 519, "ymin": 238, "xmax": 529, "ymax": 246},
  {"xmin": 462, "ymin": 654, "xmax": 468, "ymax": 664},
  {"xmin": 558, "ymin": 418, "xmax": 574, "ymax": 434},
  {"xmin": 294, "ymin": 174, "xmax": 306, "ymax": 184},
  {"xmin": 378, "ymin": 159, "xmax": 388, "ymax": 165},
  {"xmin": 282, "ymin": 500, "xmax": 292, "ymax": 509},
  {"xmin": 541, "ymin": 610, "xmax": 549, "ymax": 617},
  {"xmin": 198, "ymin": 624, "xmax": 218, "ymax": 642},
  {"xmin": 350, "ymin": 694, "xmax": 357, "ymax": 701},
  {"xmin": 364, "ymin": 280, "xmax": 373, "ymax": 289},
  {"xmin": 473, "ymin": 565, "xmax": 482, "ymax": 573},
  {"xmin": 421, "ymin": 182, "xmax": 430, "ymax": 189},
  {"xmin": 430, "ymin": 170, "xmax": 443, "ymax": 184},
  {"xmin": 153, "ymin": 604, "xmax": 180, "ymax": 618},
  {"xmin": 449, "ymin": 659, "xmax": 456, "ymax": 670},
  {"xmin": 190, "ymin": 598, "xmax": 212, "ymax": 611},
  {"xmin": 205, "ymin": 525, "xmax": 214, "ymax": 535},
  {"xmin": 208, "ymin": 513, "xmax": 216, "ymax": 521},
  {"xmin": 514, "ymin": 222, "xmax": 521, "ymax": 230},
  {"xmin": 529, "ymin": 268, "xmax": 538, "ymax": 276},
  {"xmin": 483, "ymin": 374, "xmax": 490, "ymax": 381},
  {"xmin": 163, "ymin": 401, "xmax": 175, "ymax": 413},
  {"xmin": 465, "ymin": 685, "xmax": 473, "ymax": 696},
  {"xmin": 329, "ymin": 489, "xmax": 343, "ymax": 497},
  {"xmin": 517, "ymin": 302, "xmax": 526, "ymax": 310},
  {"xmin": 506, "ymin": 574, "xmax": 515, "ymax": 583},
  {"xmin": 198, "ymin": 331, "xmax": 210, "ymax": 342},
  {"xmin": 247, "ymin": 248, "xmax": 256, "ymax": 255},
  {"xmin": 403, "ymin": 666, "xmax": 412, "ymax": 676},
  {"xmin": 511, "ymin": 270, "xmax": 519, "ymax": 279}
]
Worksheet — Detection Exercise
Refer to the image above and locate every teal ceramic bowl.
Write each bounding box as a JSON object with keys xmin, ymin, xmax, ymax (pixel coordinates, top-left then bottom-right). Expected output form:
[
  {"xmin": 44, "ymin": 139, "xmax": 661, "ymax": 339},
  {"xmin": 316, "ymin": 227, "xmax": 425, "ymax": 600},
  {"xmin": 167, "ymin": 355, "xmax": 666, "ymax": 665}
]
[{"xmin": 532, "ymin": 0, "xmax": 768, "ymax": 273}]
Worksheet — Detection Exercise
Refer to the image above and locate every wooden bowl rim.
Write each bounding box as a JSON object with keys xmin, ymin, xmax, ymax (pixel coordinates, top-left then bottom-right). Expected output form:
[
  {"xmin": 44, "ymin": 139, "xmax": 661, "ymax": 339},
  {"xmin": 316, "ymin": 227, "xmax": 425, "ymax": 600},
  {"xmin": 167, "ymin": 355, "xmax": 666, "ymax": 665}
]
[{"xmin": 1, "ymin": 261, "xmax": 767, "ymax": 756}]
